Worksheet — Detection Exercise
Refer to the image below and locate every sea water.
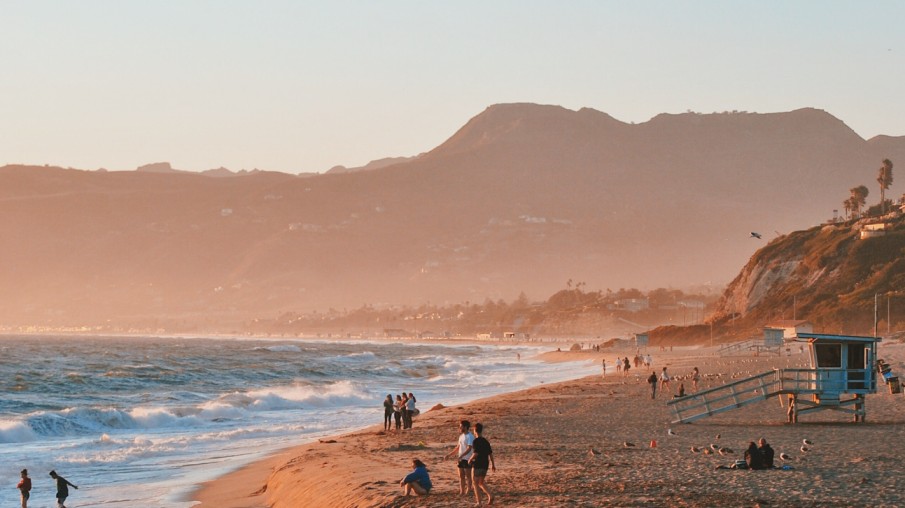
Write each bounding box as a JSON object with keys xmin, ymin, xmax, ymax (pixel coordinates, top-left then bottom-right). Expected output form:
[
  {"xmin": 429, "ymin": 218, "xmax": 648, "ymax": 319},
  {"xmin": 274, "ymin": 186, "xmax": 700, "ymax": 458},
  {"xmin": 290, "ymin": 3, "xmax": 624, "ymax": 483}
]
[{"xmin": 0, "ymin": 335, "xmax": 597, "ymax": 507}]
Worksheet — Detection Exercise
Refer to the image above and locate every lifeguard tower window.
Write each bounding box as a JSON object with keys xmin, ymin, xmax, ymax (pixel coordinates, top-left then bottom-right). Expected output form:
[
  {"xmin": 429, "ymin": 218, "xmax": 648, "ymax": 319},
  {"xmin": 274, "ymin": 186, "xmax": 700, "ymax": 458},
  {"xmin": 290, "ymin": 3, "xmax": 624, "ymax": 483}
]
[{"xmin": 814, "ymin": 343, "xmax": 842, "ymax": 368}]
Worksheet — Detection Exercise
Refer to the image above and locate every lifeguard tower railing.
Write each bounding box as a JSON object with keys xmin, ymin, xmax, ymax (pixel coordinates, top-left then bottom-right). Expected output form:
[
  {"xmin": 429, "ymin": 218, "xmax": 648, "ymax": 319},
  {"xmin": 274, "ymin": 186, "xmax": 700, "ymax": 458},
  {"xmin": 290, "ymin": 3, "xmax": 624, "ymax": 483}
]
[{"xmin": 667, "ymin": 367, "xmax": 877, "ymax": 424}]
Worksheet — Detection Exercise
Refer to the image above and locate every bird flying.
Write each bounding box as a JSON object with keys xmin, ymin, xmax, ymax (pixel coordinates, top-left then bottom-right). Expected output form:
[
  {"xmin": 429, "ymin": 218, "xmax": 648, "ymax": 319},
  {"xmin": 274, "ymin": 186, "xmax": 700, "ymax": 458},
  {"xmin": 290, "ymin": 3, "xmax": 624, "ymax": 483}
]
[{"xmin": 750, "ymin": 232, "xmax": 762, "ymax": 239}]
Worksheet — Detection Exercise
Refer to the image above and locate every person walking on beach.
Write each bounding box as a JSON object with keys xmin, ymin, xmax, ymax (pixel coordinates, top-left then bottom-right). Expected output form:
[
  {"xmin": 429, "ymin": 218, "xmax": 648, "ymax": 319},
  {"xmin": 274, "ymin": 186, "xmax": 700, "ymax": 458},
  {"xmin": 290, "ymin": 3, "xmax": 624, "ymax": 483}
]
[
  {"xmin": 400, "ymin": 458, "xmax": 432, "ymax": 497},
  {"xmin": 445, "ymin": 420, "xmax": 475, "ymax": 496},
  {"xmin": 647, "ymin": 371, "xmax": 658, "ymax": 399},
  {"xmin": 383, "ymin": 394, "xmax": 394, "ymax": 431},
  {"xmin": 601, "ymin": 358, "xmax": 606, "ymax": 377},
  {"xmin": 659, "ymin": 367, "xmax": 671, "ymax": 395},
  {"xmin": 623, "ymin": 357, "xmax": 630, "ymax": 376},
  {"xmin": 469, "ymin": 422, "xmax": 496, "ymax": 506},
  {"xmin": 394, "ymin": 394, "xmax": 404, "ymax": 430},
  {"xmin": 49, "ymin": 470, "xmax": 78, "ymax": 508},
  {"xmin": 17, "ymin": 469, "xmax": 31, "ymax": 508},
  {"xmin": 691, "ymin": 367, "xmax": 700, "ymax": 391},
  {"xmin": 616, "ymin": 359, "xmax": 622, "ymax": 373}
]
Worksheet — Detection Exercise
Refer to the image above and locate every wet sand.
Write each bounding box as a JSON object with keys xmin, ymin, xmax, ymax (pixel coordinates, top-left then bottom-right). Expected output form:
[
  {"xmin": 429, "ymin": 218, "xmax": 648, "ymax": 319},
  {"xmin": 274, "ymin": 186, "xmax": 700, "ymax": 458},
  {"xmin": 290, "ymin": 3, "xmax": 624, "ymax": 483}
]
[{"xmin": 192, "ymin": 343, "xmax": 905, "ymax": 507}]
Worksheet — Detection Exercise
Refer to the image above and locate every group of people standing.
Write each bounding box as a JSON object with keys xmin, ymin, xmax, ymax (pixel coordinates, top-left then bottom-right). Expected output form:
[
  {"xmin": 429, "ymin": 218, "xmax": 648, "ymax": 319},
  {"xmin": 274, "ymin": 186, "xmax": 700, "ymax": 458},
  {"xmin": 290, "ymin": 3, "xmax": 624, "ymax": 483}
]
[
  {"xmin": 16, "ymin": 469, "xmax": 78, "ymax": 508},
  {"xmin": 400, "ymin": 419, "xmax": 496, "ymax": 506},
  {"xmin": 384, "ymin": 392, "xmax": 418, "ymax": 431}
]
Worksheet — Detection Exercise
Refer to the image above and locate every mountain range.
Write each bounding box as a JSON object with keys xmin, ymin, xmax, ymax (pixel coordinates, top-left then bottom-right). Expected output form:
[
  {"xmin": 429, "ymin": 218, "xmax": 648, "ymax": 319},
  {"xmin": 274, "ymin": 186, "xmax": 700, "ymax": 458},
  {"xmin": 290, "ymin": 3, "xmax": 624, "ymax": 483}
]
[{"xmin": 1, "ymin": 103, "xmax": 903, "ymax": 330}]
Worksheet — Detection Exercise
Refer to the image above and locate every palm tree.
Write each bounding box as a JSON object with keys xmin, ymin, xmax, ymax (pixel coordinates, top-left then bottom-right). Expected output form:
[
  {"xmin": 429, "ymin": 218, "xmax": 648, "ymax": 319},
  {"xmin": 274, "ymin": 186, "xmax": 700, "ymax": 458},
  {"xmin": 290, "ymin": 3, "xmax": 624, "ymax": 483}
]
[
  {"xmin": 843, "ymin": 197, "xmax": 853, "ymax": 220},
  {"xmin": 878, "ymin": 159, "xmax": 894, "ymax": 213},
  {"xmin": 850, "ymin": 185, "xmax": 869, "ymax": 218}
]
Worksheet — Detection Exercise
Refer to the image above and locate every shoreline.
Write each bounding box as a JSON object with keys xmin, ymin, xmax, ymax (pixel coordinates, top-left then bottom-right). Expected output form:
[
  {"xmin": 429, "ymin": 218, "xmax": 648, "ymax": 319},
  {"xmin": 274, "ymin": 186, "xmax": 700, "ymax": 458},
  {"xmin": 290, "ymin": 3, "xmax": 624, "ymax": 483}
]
[{"xmin": 192, "ymin": 343, "xmax": 905, "ymax": 507}]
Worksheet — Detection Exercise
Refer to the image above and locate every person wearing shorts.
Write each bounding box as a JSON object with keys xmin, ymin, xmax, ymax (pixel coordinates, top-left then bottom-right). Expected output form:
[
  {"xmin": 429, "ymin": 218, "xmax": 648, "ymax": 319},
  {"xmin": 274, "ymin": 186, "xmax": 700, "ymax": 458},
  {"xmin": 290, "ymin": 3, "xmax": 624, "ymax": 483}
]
[
  {"xmin": 444, "ymin": 419, "xmax": 474, "ymax": 495},
  {"xmin": 17, "ymin": 469, "xmax": 31, "ymax": 508},
  {"xmin": 469, "ymin": 423, "xmax": 495, "ymax": 506}
]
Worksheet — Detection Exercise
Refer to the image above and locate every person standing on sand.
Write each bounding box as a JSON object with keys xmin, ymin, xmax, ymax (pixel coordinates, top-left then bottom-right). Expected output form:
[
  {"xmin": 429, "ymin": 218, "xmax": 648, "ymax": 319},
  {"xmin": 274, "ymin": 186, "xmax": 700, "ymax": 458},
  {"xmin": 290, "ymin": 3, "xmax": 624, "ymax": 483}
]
[
  {"xmin": 383, "ymin": 394, "xmax": 394, "ymax": 431},
  {"xmin": 616, "ymin": 359, "xmax": 622, "ymax": 373},
  {"xmin": 17, "ymin": 469, "xmax": 31, "ymax": 508},
  {"xmin": 601, "ymin": 358, "xmax": 606, "ymax": 377},
  {"xmin": 49, "ymin": 470, "xmax": 78, "ymax": 508},
  {"xmin": 469, "ymin": 422, "xmax": 495, "ymax": 506},
  {"xmin": 400, "ymin": 458, "xmax": 432, "ymax": 496},
  {"xmin": 445, "ymin": 420, "xmax": 475, "ymax": 495},
  {"xmin": 691, "ymin": 367, "xmax": 700, "ymax": 391},
  {"xmin": 394, "ymin": 394, "xmax": 404, "ymax": 430},
  {"xmin": 648, "ymin": 371, "xmax": 658, "ymax": 399},
  {"xmin": 623, "ymin": 357, "xmax": 630, "ymax": 376},
  {"xmin": 406, "ymin": 392, "xmax": 417, "ymax": 429}
]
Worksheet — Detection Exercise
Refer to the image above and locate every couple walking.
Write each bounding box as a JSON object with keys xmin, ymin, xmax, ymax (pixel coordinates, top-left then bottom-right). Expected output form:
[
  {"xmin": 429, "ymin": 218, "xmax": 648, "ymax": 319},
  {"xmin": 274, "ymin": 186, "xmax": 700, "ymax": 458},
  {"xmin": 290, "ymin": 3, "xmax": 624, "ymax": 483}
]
[{"xmin": 444, "ymin": 420, "xmax": 496, "ymax": 505}]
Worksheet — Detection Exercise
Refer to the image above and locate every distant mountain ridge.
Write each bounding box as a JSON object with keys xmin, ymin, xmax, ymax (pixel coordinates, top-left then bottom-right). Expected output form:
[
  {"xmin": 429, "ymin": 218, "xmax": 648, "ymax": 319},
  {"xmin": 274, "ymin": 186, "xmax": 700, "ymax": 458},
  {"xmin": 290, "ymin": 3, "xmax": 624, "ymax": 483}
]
[{"xmin": 1, "ymin": 103, "xmax": 904, "ymax": 330}]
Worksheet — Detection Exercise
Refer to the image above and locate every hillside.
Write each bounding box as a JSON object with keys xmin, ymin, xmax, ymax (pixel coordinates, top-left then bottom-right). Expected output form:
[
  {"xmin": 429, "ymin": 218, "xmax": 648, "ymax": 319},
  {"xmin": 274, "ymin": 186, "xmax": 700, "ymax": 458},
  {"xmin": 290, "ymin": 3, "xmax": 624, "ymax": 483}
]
[
  {"xmin": 685, "ymin": 212, "xmax": 905, "ymax": 341},
  {"xmin": 1, "ymin": 103, "xmax": 904, "ymax": 331}
]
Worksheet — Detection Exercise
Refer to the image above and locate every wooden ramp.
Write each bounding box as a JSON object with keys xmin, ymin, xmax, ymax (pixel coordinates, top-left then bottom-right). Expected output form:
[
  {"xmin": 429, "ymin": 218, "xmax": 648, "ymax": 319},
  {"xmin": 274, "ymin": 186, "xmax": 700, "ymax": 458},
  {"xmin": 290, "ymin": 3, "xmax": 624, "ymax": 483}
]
[
  {"xmin": 717, "ymin": 339, "xmax": 781, "ymax": 357},
  {"xmin": 667, "ymin": 369, "xmax": 783, "ymax": 424}
]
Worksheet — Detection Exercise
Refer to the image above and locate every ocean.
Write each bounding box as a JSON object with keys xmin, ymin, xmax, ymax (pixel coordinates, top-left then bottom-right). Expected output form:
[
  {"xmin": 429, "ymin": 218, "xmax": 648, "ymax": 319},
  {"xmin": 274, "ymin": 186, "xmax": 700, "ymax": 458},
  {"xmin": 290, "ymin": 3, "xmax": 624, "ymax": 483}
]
[{"xmin": 0, "ymin": 335, "xmax": 596, "ymax": 507}]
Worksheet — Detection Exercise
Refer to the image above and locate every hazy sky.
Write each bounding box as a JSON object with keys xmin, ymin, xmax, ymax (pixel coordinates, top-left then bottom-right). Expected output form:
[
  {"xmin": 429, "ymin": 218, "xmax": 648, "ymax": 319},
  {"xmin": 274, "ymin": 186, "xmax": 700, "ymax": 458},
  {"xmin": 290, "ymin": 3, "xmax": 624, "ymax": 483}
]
[{"xmin": 2, "ymin": 1, "xmax": 903, "ymax": 174}]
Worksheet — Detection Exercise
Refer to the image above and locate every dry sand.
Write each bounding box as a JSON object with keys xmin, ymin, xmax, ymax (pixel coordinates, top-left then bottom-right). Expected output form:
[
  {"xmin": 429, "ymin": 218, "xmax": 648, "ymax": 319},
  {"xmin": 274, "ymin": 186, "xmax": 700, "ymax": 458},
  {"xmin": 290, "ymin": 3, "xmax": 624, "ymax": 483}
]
[{"xmin": 192, "ymin": 344, "xmax": 905, "ymax": 507}]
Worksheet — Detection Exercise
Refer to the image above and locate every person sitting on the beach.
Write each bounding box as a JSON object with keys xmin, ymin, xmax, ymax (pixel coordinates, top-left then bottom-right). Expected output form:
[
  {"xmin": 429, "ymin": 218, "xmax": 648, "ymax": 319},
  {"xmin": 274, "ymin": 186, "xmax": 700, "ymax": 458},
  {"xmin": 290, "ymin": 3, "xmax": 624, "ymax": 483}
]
[
  {"xmin": 757, "ymin": 438, "xmax": 775, "ymax": 468},
  {"xmin": 674, "ymin": 383, "xmax": 685, "ymax": 398},
  {"xmin": 744, "ymin": 442, "xmax": 765, "ymax": 470},
  {"xmin": 400, "ymin": 458, "xmax": 432, "ymax": 496},
  {"xmin": 445, "ymin": 420, "xmax": 475, "ymax": 495}
]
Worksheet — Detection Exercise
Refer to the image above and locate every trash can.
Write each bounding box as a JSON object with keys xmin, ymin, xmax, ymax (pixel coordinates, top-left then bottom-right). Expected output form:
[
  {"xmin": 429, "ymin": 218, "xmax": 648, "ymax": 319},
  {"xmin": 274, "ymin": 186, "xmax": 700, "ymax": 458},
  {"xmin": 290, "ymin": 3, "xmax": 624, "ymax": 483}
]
[{"xmin": 888, "ymin": 376, "xmax": 901, "ymax": 394}]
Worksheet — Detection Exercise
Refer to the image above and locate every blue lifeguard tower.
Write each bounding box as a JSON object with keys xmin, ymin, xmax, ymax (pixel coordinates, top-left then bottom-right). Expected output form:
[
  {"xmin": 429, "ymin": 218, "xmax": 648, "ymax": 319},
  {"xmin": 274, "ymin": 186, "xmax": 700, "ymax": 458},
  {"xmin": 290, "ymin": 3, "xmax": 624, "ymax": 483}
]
[{"xmin": 668, "ymin": 332, "xmax": 881, "ymax": 424}]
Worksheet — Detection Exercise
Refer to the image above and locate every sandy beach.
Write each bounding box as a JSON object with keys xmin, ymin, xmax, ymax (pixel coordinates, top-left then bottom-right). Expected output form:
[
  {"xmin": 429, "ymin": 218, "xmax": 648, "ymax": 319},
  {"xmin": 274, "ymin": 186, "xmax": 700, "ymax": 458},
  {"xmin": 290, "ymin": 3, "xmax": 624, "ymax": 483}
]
[{"xmin": 192, "ymin": 343, "xmax": 905, "ymax": 507}]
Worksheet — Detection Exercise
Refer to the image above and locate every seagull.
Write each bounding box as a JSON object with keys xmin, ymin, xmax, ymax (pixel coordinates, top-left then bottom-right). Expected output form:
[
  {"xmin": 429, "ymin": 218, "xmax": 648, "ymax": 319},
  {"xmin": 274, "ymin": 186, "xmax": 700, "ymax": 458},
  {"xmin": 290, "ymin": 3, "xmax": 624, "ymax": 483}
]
[
  {"xmin": 703, "ymin": 448, "xmax": 714, "ymax": 455},
  {"xmin": 554, "ymin": 409, "xmax": 563, "ymax": 415},
  {"xmin": 668, "ymin": 429, "xmax": 677, "ymax": 436},
  {"xmin": 750, "ymin": 232, "xmax": 762, "ymax": 239},
  {"xmin": 802, "ymin": 438, "xmax": 813, "ymax": 446},
  {"xmin": 624, "ymin": 441, "xmax": 636, "ymax": 448},
  {"xmin": 690, "ymin": 446, "xmax": 701, "ymax": 453},
  {"xmin": 780, "ymin": 453, "xmax": 792, "ymax": 461},
  {"xmin": 800, "ymin": 445, "xmax": 809, "ymax": 453},
  {"xmin": 719, "ymin": 447, "xmax": 734, "ymax": 455},
  {"xmin": 710, "ymin": 444, "xmax": 720, "ymax": 451},
  {"xmin": 588, "ymin": 447, "xmax": 601, "ymax": 457},
  {"xmin": 715, "ymin": 433, "xmax": 721, "ymax": 440}
]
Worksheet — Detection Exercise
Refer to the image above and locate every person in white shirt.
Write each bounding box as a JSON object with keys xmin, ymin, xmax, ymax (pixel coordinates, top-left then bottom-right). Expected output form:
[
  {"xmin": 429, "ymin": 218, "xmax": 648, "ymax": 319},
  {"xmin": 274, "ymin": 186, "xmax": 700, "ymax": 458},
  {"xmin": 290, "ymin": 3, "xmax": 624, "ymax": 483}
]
[
  {"xmin": 659, "ymin": 367, "xmax": 671, "ymax": 394},
  {"xmin": 444, "ymin": 420, "xmax": 475, "ymax": 495}
]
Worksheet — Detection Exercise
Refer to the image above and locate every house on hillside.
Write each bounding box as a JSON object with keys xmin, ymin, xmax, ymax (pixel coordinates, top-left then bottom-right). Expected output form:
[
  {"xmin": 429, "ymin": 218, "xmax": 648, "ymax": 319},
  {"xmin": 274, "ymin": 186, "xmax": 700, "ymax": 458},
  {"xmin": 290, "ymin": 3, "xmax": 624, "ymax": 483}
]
[
  {"xmin": 860, "ymin": 222, "xmax": 887, "ymax": 239},
  {"xmin": 611, "ymin": 298, "xmax": 650, "ymax": 312},
  {"xmin": 765, "ymin": 319, "xmax": 813, "ymax": 339}
]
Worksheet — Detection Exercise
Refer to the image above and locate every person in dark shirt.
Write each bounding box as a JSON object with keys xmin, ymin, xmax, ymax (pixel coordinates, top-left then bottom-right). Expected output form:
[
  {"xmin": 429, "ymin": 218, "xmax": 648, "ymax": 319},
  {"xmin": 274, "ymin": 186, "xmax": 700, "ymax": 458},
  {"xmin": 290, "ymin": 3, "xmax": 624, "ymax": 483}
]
[
  {"xmin": 49, "ymin": 470, "xmax": 78, "ymax": 508},
  {"xmin": 758, "ymin": 438, "xmax": 775, "ymax": 468},
  {"xmin": 383, "ymin": 394, "xmax": 394, "ymax": 431},
  {"xmin": 400, "ymin": 458, "xmax": 432, "ymax": 496},
  {"xmin": 468, "ymin": 422, "xmax": 495, "ymax": 506},
  {"xmin": 744, "ymin": 442, "xmax": 765, "ymax": 470}
]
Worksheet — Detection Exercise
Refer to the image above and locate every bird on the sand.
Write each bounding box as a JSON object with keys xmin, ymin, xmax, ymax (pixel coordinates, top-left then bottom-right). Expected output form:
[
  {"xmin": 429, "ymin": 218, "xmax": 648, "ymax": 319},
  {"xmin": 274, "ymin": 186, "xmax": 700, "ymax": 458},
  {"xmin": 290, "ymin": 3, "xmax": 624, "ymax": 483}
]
[
  {"xmin": 800, "ymin": 446, "xmax": 810, "ymax": 453},
  {"xmin": 718, "ymin": 447, "xmax": 734, "ymax": 455},
  {"xmin": 624, "ymin": 442, "xmax": 636, "ymax": 448},
  {"xmin": 703, "ymin": 448, "xmax": 713, "ymax": 455},
  {"xmin": 715, "ymin": 433, "xmax": 721, "ymax": 440},
  {"xmin": 802, "ymin": 438, "xmax": 813, "ymax": 446},
  {"xmin": 780, "ymin": 453, "xmax": 792, "ymax": 461},
  {"xmin": 554, "ymin": 409, "xmax": 563, "ymax": 415},
  {"xmin": 588, "ymin": 447, "xmax": 600, "ymax": 457},
  {"xmin": 710, "ymin": 444, "xmax": 720, "ymax": 451},
  {"xmin": 668, "ymin": 429, "xmax": 677, "ymax": 436},
  {"xmin": 690, "ymin": 446, "xmax": 701, "ymax": 453}
]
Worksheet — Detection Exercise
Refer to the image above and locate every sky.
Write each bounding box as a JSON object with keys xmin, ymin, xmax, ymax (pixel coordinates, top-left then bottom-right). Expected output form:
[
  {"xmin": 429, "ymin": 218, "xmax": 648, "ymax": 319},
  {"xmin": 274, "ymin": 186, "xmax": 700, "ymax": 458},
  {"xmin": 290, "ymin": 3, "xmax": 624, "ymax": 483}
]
[{"xmin": 1, "ymin": 1, "xmax": 904, "ymax": 174}]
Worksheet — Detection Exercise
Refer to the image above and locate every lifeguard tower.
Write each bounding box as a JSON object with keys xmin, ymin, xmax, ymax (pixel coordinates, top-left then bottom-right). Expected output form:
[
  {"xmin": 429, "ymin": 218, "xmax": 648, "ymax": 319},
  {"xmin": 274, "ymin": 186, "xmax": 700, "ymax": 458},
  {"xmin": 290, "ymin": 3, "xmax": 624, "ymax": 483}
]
[
  {"xmin": 668, "ymin": 332, "xmax": 881, "ymax": 424},
  {"xmin": 635, "ymin": 333, "xmax": 649, "ymax": 349}
]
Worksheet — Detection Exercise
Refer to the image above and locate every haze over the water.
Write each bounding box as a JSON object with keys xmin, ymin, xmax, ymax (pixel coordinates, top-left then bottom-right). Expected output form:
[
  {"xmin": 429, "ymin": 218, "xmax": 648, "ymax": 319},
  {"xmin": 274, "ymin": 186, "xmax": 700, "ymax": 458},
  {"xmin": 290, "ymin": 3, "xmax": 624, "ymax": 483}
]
[{"xmin": 1, "ymin": 1, "xmax": 903, "ymax": 174}]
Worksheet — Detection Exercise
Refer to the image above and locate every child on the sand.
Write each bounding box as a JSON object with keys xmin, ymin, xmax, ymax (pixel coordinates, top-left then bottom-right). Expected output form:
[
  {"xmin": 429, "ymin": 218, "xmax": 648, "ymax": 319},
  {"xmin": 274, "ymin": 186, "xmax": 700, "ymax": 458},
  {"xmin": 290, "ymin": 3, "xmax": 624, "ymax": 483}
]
[
  {"xmin": 400, "ymin": 459, "xmax": 432, "ymax": 496},
  {"xmin": 17, "ymin": 469, "xmax": 31, "ymax": 508}
]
